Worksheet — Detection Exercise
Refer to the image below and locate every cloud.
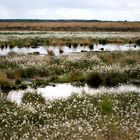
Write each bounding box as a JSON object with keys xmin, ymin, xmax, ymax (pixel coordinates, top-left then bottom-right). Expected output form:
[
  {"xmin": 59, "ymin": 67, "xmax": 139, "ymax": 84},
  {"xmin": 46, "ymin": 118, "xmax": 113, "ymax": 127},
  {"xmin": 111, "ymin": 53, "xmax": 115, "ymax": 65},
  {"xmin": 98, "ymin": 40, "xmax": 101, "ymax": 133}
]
[
  {"xmin": 0, "ymin": 5, "xmax": 11, "ymax": 18},
  {"xmin": 26, "ymin": 8, "xmax": 140, "ymax": 21},
  {"xmin": 0, "ymin": 0, "xmax": 140, "ymax": 20}
]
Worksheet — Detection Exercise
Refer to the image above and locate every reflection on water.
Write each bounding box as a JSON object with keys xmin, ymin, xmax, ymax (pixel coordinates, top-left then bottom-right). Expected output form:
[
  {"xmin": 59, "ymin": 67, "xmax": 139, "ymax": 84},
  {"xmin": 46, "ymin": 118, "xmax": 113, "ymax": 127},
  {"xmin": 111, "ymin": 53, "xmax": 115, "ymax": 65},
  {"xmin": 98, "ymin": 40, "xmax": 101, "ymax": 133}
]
[
  {"xmin": 0, "ymin": 46, "xmax": 47, "ymax": 56},
  {"xmin": 7, "ymin": 84, "xmax": 140, "ymax": 105},
  {"xmin": 0, "ymin": 44, "xmax": 139, "ymax": 56}
]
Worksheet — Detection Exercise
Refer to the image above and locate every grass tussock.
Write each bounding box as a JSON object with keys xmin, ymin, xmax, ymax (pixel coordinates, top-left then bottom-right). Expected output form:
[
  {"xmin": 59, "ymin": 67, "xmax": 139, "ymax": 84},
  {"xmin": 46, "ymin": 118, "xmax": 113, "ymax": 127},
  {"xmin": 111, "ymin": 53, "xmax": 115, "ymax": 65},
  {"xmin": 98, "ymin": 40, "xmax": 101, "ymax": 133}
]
[
  {"xmin": 0, "ymin": 71, "xmax": 11, "ymax": 91},
  {"xmin": 135, "ymin": 38, "xmax": 140, "ymax": 46},
  {"xmin": 87, "ymin": 72, "xmax": 103, "ymax": 88},
  {"xmin": 86, "ymin": 71, "xmax": 127, "ymax": 88}
]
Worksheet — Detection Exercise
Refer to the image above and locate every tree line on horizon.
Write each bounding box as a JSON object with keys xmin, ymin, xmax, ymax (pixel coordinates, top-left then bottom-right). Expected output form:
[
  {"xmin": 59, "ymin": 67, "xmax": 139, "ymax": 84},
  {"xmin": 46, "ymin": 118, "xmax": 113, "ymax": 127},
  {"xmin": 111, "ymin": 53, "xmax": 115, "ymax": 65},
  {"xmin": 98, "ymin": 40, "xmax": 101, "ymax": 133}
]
[{"xmin": 0, "ymin": 19, "xmax": 130, "ymax": 22}]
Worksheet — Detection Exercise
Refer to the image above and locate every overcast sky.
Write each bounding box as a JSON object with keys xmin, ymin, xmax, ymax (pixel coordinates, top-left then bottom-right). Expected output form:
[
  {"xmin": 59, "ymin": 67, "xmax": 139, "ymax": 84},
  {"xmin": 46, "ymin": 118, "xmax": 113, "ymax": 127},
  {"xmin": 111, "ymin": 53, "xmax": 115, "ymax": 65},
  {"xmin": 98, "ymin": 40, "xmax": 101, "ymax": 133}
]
[{"xmin": 0, "ymin": 0, "xmax": 140, "ymax": 21}]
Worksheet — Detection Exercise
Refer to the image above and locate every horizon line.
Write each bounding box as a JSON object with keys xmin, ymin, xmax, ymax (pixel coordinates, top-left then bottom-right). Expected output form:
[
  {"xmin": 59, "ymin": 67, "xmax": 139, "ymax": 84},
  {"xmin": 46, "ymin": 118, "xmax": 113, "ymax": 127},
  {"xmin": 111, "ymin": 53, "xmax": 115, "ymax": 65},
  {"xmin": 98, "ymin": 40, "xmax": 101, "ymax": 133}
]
[{"xmin": 0, "ymin": 19, "xmax": 139, "ymax": 22}]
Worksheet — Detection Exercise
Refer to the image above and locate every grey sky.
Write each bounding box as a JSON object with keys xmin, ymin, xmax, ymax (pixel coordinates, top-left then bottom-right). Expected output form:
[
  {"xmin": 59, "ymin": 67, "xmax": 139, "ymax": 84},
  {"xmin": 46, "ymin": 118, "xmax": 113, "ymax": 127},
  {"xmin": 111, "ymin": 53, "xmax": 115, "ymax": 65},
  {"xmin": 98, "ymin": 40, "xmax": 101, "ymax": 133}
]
[{"xmin": 0, "ymin": 0, "xmax": 140, "ymax": 20}]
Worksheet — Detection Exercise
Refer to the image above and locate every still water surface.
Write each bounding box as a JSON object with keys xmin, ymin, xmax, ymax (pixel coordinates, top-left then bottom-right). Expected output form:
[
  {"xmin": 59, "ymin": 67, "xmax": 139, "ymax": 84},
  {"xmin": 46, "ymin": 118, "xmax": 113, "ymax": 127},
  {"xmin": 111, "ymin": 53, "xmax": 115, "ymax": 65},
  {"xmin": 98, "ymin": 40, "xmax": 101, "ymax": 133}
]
[
  {"xmin": 0, "ymin": 44, "xmax": 139, "ymax": 56},
  {"xmin": 7, "ymin": 84, "xmax": 140, "ymax": 105}
]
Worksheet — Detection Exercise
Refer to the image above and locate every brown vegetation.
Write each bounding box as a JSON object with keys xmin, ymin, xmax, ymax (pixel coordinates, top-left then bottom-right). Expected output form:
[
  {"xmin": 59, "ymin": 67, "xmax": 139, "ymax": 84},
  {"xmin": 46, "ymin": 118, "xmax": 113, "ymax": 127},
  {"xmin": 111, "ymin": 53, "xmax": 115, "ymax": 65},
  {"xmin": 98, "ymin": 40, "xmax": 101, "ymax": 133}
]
[
  {"xmin": 0, "ymin": 21, "xmax": 140, "ymax": 31},
  {"xmin": 0, "ymin": 71, "xmax": 11, "ymax": 90}
]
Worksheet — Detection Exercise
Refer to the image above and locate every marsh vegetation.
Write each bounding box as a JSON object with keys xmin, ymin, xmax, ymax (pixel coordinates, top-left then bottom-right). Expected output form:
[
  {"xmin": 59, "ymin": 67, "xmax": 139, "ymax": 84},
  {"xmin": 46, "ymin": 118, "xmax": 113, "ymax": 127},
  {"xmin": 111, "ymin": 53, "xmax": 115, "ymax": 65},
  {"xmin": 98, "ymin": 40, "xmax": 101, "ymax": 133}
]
[
  {"xmin": 0, "ymin": 23, "xmax": 140, "ymax": 139},
  {"xmin": 0, "ymin": 91, "xmax": 140, "ymax": 140},
  {"xmin": 0, "ymin": 51, "xmax": 140, "ymax": 91},
  {"xmin": 0, "ymin": 21, "xmax": 140, "ymax": 31}
]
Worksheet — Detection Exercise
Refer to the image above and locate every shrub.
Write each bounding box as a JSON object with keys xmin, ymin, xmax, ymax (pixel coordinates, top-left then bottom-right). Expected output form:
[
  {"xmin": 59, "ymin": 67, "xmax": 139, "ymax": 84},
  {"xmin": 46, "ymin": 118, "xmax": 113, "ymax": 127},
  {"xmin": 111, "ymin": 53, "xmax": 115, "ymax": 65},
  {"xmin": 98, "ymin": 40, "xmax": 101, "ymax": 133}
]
[
  {"xmin": 86, "ymin": 72, "xmax": 103, "ymax": 88},
  {"xmin": 89, "ymin": 44, "xmax": 94, "ymax": 50},
  {"xmin": 135, "ymin": 39, "xmax": 140, "ymax": 46},
  {"xmin": 15, "ymin": 79, "xmax": 22, "ymax": 85},
  {"xmin": 104, "ymin": 72, "xmax": 127, "ymax": 87},
  {"xmin": 73, "ymin": 42, "xmax": 78, "ymax": 48},
  {"xmin": 99, "ymin": 39, "xmax": 107, "ymax": 45}
]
